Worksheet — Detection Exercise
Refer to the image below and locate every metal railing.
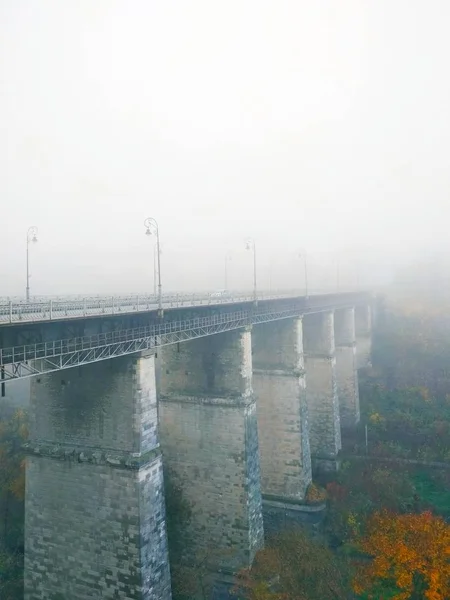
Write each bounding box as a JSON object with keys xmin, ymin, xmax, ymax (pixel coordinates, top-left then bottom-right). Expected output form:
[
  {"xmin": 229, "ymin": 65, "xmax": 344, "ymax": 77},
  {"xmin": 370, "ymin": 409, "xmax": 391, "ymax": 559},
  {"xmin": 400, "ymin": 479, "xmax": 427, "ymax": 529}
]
[
  {"xmin": 0, "ymin": 299, "xmax": 356, "ymax": 381},
  {"xmin": 0, "ymin": 289, "xmax": 357, "ymax": 325}
]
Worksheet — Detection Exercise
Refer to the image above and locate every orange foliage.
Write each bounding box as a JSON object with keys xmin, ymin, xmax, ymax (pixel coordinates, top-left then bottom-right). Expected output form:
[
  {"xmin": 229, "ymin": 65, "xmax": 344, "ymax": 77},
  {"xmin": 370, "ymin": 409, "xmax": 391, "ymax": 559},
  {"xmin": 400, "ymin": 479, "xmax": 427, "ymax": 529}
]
[{"xmin": 353, "ymin": 510, "xmax": 450, "ymax": 600}]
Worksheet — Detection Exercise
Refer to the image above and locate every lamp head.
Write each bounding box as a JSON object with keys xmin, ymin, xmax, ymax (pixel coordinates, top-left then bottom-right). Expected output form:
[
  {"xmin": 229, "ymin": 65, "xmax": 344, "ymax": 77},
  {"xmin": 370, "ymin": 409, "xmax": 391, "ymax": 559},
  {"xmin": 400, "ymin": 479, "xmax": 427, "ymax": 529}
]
[{"xmin": 145, "ymin": 228, "xmax": 152, "ymax": 236}]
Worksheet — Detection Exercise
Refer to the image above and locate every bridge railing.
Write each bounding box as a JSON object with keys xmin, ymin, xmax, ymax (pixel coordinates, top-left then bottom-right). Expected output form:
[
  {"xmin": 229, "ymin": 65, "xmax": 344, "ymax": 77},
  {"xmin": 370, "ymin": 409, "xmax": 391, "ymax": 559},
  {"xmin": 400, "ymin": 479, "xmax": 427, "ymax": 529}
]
[
  {"xmin": 0, "ymin": 289, "xmax": 365, "ymax": 325},
  {"xmin": 0, "ymin": 299, "xmax": 350, "ymax": 367},
  {"xmin": 0, "ymin": 290, "xmax": 299, "ymax": 324}
]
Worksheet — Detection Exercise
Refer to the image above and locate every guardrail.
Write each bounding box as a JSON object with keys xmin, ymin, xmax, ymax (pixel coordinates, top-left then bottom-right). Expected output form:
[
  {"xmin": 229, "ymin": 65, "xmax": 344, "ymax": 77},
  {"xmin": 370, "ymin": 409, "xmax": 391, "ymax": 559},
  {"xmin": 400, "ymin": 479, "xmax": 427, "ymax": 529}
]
[
  {"xmin": 0, "ymin": 289, "xmax": 361, "ymax": 325},
  {"xmin": 0, "ymin": 299, "xmax": 356, "ymax": 381}
]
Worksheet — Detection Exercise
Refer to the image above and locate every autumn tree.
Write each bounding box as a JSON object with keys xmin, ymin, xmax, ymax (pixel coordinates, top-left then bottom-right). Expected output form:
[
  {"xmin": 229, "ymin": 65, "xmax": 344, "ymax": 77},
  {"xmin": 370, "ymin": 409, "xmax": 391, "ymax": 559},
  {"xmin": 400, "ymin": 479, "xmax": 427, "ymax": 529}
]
[
  {"xmin": 353, "ymin": 510, "xmax": 450, "ymax": 600},
  {"xmin": 234, "ymin": 527, "xmax": 350, "ymax": 600}
]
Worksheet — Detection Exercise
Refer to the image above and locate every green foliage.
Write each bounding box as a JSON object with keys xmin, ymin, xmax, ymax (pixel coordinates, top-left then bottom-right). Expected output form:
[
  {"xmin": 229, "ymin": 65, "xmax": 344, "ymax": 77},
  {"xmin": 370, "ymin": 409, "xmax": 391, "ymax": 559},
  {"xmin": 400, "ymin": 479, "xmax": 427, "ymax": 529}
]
[
  {"xmin": 411, "ymin": 471, "xmax": 450, "ymax": 517},
  {"xmin": 349, "ymin": 380, "xmax": 450, "ymax": 462},
  {"xmin": 322, "ymin": 460, "xmax": 417, "ymax": 548},
  {"xmin": 235, "ymin": 527, "xmax": 351, "ymax": 600}
]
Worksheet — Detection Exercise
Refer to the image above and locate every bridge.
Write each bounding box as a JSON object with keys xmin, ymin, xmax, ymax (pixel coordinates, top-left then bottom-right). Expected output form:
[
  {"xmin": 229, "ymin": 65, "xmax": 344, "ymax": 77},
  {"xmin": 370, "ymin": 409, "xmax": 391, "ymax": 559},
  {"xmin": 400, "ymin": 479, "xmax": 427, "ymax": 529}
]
[{"xmin": 0, "ymin": 289, "xmax": 372, "ymax": 600}]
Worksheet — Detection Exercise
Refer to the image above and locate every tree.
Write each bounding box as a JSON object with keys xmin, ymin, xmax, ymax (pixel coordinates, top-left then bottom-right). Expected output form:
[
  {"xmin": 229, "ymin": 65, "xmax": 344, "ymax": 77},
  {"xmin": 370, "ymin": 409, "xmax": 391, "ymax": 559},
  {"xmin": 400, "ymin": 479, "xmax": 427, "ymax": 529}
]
[
  {"xmin": 353, "ymin": 510, "xmax": 450, "ymax": 600},
  {"xmin": 234, "ymin": 527, "xmax": 350, "ymax": 600}
]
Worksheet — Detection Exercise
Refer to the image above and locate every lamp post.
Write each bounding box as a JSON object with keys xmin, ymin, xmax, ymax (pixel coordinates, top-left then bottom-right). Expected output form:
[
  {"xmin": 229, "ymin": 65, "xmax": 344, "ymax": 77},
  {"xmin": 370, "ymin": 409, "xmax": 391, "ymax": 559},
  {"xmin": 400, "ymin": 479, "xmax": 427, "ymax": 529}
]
[
  {"xmin": 26, "ymin": 226, "xmax": 38, "ymax": 302},
  {"xmin": 245, "ymin": 238, "xmax": 257, "ymax": 303},
  {"xmin": 298, "ymin": 250, "xmax": 308, "ymax": 297},
  {"xmin": 144, "ymin": 217, "xmax": 162, "ymax": 317}
]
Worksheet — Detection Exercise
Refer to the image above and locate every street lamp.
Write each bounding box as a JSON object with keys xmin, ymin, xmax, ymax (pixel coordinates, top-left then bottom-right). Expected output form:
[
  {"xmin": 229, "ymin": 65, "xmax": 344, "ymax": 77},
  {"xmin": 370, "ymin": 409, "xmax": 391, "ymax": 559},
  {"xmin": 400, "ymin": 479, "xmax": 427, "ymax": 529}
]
[
  {"xmin": 298, "ymin": 250, "xmax": 308, "ymax": 297},
  {"xmin": 26, "ymin": 226, "xmax": 38, "ymax": 302},
  {"xmin": 245, "ymin": 238, "xmax": 257, "ymax": 303},
  {"xmin": 144, "ymin": 217, "xmax": 162, "ymax": 317}
]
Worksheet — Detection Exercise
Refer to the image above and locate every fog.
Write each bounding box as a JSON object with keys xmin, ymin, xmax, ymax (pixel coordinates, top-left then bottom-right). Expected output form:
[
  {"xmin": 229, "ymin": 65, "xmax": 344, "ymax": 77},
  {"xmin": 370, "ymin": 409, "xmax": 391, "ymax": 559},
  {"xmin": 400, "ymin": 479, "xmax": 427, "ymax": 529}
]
[{"xmin": 1, "ymin": 1, "xmax": 449, "ymax": 296}]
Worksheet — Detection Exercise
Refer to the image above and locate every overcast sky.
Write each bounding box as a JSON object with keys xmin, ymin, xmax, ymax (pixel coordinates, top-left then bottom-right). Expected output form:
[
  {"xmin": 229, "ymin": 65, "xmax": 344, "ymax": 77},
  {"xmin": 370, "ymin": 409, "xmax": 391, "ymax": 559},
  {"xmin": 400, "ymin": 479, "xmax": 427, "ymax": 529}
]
[{"xmin": 1, "ymin": 1, "xmax": 449, "ymax": 296}]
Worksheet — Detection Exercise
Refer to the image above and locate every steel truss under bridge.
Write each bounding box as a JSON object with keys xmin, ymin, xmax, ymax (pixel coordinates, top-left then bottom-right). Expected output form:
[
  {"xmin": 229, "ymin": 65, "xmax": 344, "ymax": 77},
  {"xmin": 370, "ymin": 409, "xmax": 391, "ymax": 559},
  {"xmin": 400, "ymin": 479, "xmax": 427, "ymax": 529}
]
[{"xmin": 0, "ymin": 301, "xmax": 352, "ymax": 383}]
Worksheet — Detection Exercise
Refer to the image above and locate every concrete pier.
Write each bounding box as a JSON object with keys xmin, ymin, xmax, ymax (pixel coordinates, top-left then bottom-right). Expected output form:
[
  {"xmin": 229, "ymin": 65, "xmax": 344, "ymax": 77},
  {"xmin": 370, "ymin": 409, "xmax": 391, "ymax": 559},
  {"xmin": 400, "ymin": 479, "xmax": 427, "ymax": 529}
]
[
  {"xmin": 24, "ymin": 352, "xmax": 172, "ymax": 600},
  {"xmin": 355, "ymin": 304, "xmax": 372, "ymax": 369},
  {"xmin": 334, "ymin": 307, "xmax": 360, "ymax": 428},
  {"xmin": 252, "ymin": 319, "xmax": 312, "ymax": 502},
  {"xmin": 303, "ymin": 311, "xmax": 341, "ymax": 471}
]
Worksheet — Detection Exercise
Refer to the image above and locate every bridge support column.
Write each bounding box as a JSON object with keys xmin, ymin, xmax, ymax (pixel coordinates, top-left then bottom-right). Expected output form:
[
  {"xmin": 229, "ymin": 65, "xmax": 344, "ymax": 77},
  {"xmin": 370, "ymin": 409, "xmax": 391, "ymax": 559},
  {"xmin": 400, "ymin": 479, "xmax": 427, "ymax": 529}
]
[
  {"xmin": 159, "ymin": 328, "xmax": 264, "ymax": 594},
  {"xmin": 355, "ymin": 304, "xmax": 372, "ymax": 369},
  {"xmin": 24, "ymin": 353, "xmax": 172, "ymax": 600},
  {"xmin": 252, "ymin": 319, "xmax": 312, "ymax": 503},
  {"xmin": 303, "ymin": 311, "xmax": 341, "ymax": 471},
  {"xmin": 334, "ymin": 307, "xmax": 360, "ymax": 428}
]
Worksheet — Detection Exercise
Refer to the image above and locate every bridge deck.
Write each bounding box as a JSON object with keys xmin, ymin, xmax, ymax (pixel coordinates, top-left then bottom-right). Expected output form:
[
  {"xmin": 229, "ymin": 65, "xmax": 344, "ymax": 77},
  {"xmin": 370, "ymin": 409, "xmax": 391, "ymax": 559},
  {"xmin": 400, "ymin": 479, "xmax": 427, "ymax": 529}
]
[{"xmin": 0, "ymin": 291, "xmax": 371, "ymax": 382}]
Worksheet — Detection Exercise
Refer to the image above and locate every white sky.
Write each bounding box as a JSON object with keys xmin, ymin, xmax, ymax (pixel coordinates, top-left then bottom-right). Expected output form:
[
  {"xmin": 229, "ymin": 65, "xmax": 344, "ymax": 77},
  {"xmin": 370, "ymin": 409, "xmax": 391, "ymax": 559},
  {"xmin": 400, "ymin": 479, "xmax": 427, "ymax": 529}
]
[{"xmin": 1, "ymin": 1, "xmax": 449, "ymax": 295}]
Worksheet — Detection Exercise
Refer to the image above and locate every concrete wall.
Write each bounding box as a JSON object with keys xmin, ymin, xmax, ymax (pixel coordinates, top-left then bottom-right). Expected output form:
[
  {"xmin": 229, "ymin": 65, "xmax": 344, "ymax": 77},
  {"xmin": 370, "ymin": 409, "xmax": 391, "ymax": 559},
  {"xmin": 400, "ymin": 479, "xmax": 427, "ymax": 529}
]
[
  {"xmin": 24, "ymin": 353, "xmax": 172, "ymax": 600},
  {"xmin": 334, "ymin": 308, "xmax": 360, "ymax": 428},
  {"xmin": 303, "ymin": 312, "xmax": 341, "ymax": 464},
  {"xmin": 252, "ymin": 319, "xmax": 311, "ymax": 501},
  {"xmin": 159, "ymin": 329, "xmax": 264, "ymax": 575}
]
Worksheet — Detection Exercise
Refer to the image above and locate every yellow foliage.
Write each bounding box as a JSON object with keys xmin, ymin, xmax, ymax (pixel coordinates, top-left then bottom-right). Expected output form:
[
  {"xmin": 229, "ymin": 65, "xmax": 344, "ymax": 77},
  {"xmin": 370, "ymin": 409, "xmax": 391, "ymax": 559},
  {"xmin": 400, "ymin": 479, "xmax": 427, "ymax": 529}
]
[
  {"xmin": 305, "ymin": 482, "xmax": 327, "ymax": 504},
  {"xmin": 369, "ymin": 412, "xmax": 385, "ymax": 426},
  {"xmin": 353, "ymin": 510, "xmax": 450, "ymax": 600}
]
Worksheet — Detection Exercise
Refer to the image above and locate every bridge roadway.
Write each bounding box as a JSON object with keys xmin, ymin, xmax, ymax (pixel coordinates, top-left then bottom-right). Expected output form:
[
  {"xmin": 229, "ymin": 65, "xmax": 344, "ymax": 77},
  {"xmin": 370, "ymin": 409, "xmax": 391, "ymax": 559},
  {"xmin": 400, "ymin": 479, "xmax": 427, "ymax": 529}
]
[{"xmin": 0, "ymin": 289, "xmax": 371, "ymax": 383}]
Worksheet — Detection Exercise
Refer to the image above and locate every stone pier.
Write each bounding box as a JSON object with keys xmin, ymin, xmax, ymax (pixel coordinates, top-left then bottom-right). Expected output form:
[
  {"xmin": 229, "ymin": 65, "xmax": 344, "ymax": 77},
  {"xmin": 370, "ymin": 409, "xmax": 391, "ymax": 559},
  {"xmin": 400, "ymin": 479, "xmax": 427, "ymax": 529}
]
[
  {"xmin": 334, "ymin": 307, "xmax": 360, "ymax": 428},
  {"xmin": 252, "ymin": 319, "xmax": 312, "ymax": 502},
  {"xmin": 303, "ymin": 311, "xmax": 341, "ymax": 471},
  {"xmin": 355, "ymin": 304, "xmax": 372, "ymax": 369},
  {"xmin": 158, "ymin": 328, "xmax": 264, "ymax": 587},
  {"xmin": 24, "ymin": 352, "xmax": 172, "ymax": 600}
]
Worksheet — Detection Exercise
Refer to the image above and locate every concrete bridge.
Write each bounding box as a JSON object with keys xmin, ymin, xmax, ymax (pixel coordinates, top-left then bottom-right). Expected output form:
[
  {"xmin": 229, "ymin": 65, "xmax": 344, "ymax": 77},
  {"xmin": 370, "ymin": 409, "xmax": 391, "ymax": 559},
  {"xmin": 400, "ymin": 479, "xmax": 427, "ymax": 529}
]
[{"xmin": 0, "ymin": 290, "xmax": 372, "ymax": 600}]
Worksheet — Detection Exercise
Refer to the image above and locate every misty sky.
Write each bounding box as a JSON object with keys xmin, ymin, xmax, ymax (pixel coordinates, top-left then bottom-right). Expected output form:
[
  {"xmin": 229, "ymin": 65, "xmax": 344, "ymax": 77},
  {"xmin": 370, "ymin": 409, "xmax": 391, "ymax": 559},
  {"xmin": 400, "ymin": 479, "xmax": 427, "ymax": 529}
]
[{"xmin": 1, "ymin": 1, "xmax": 449, "ymax": 295}]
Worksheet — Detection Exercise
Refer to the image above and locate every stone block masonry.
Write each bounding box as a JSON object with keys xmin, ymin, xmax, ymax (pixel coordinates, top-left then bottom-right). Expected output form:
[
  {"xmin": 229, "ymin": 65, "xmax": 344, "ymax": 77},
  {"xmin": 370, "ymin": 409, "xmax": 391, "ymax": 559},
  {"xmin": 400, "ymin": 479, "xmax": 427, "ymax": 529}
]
[
  {"xmin": 334, "ymin": 307, "xmax": 360, "ymax": 428},
  {"xmin": 24, "ymin": 352, "xmax": 172, "ymax": 600},
  {"xmin": 159, "ymin": 328, "xmax": 264, "ymax": 577},
  {"xmin": 252, "ymin": 318, "xmax": 312, "ymax": 502},
  {"xmin": 303, "ymin": 311, "xmax": 341, "ymax": 468},
  {"xmin": 355, "ymin": 304, "xmax": 372, "ymax": 370}
]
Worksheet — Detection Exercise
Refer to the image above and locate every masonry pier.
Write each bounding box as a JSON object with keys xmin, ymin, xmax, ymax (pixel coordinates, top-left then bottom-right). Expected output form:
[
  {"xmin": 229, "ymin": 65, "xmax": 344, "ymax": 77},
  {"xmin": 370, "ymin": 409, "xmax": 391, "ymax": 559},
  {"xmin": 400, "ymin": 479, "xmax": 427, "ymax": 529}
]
[
  {"xmin": 158, "ymin": 328, "xmax": 264, "ymax": 595},
  {"xmin": 355, "ymin": 304, "xmax": 372, "ymax": 370},
  {"xmin": 251, "ymin": 319, "xmax": 315, "ymax": 529},
  {"xmin": 334, "ymin": 307, "xmax": 360, "ymax": 428},
  {"xmin": 303, "ymin": 311, "xmax": 341, "ymax": 472},
  {"xmin": 24, "ymin": 352, "xmax": 172, "ymax": 600}
]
